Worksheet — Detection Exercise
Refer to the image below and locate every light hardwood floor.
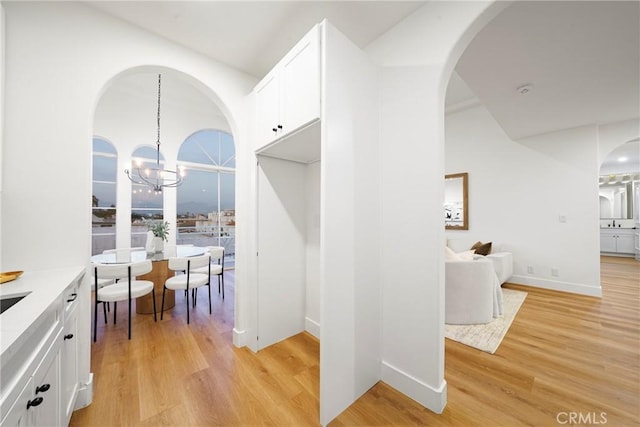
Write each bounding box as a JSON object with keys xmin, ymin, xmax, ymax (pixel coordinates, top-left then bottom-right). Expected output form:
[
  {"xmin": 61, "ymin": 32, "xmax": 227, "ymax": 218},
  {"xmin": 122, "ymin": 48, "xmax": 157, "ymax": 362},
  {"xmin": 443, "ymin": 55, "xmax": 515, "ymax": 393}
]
[{"xmin": 71, "ymin": 257, "xmax": 639, "ymax": 426}]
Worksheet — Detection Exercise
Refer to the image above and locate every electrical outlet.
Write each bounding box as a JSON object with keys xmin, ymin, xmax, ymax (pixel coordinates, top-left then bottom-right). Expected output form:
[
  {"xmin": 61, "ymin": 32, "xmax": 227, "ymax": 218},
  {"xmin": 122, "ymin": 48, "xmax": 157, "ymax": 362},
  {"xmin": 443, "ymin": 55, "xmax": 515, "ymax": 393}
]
[
  {"xmin": 551, "ymin": 268, "xmax": 559, "ymax": 277},
  {"xmin": 527, "ymin": 265, "xmax": 534, "ymax": 274}
]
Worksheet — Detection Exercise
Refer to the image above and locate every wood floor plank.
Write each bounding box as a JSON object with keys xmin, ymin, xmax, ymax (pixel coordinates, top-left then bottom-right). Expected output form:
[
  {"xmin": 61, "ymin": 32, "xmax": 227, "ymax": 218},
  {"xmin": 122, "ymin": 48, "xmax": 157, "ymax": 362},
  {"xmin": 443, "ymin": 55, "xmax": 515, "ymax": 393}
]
[{"xmin": 71, "ymin": 257, "xmax": 640, "ymax": 426}]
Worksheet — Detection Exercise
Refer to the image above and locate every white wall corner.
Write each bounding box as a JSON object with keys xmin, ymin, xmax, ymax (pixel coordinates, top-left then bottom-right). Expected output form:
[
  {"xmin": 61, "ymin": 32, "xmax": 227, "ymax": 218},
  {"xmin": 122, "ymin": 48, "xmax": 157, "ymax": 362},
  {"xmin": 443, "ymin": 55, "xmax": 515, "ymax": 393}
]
[
  {"xmin": 509, "ymin": 275, "xmax": 603, "ymax": 298},
  {"xmin": 381, "ymin": 361, "xmax": 447, "ymax": 414},
  {"xmin": 305, "ymin": 317, "xmax": 320, "ymax": 339},
  {"xmin": 232, "ymin": 327, "xmax": 246, "ymax": 348}
]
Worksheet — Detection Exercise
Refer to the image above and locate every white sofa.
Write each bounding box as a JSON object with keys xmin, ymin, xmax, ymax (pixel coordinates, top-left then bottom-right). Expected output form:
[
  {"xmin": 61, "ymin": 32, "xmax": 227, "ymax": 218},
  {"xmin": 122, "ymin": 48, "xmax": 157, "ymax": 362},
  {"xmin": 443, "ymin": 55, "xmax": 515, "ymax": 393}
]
[
  {"xmin": 445, "ymin": 257, "xmax": 503, "ymax": 324},
  {"xmin": 446, "ymin": 239, "xmax": 513, "ymax": 285}
]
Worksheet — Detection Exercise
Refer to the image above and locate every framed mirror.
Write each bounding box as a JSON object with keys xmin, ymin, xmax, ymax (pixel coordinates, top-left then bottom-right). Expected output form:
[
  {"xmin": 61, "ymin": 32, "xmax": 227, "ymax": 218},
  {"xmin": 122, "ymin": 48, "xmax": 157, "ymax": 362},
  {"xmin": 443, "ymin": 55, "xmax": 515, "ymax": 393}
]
[{"xmin": 445, "ymin": 172, "xmax": 468, "ymax": 230}]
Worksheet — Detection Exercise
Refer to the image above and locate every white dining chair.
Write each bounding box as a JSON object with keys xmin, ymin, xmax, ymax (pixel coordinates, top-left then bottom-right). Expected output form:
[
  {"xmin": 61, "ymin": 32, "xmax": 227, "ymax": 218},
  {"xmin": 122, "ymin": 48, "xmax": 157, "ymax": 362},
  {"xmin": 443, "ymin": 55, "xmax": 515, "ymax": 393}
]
[
  {"xmin": 91, "ymin": 275, "xmax": 114, "ymax": 325},
  {"xmin": 191, "ymin": 246, "xmax": 225, "ymax": 300},
  {"xmin": 92, "ymin": 259, "xmax": 156, "ymax": 341},
  {"xmin": 162, "ymin": 254, "xmax": 211, "ymax": 324}
]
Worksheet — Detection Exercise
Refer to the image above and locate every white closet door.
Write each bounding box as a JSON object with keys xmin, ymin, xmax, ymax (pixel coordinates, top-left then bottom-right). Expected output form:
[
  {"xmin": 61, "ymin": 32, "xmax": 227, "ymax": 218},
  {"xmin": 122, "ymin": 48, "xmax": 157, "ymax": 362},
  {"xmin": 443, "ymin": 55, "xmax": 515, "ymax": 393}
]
[{"xmin": 256, "ymin": 156, "xmax": 306, "ymax": 350}]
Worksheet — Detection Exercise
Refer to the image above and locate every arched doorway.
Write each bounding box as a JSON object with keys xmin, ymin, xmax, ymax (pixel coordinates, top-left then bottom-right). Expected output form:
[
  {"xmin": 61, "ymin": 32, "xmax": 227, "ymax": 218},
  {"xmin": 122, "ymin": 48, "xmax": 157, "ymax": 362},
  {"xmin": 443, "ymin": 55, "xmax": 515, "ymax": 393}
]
[{"xmin": 91, "ymin": 67, "xmax": 238, "ymax": 338}]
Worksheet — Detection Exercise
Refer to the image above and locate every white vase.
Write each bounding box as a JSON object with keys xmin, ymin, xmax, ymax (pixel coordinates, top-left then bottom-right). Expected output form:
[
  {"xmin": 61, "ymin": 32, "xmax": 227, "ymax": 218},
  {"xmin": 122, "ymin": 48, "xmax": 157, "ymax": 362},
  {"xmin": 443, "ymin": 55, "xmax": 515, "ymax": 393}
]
[
  {"xmin": 145, "ymin": 231, "xmax": 155, "ymax": 254},
  {"xmin": 154, "ymin": 236, "xmax": 164, "ymax": 253}
]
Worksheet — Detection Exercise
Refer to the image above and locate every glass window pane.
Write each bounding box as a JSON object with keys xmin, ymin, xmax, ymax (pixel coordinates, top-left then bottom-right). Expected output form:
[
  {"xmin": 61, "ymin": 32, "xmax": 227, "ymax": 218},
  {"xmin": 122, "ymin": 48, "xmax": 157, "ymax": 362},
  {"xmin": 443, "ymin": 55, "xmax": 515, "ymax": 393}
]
[
  {"xmin": 92, "ymin": 137, "xmax": 117, "ymax": 255},
  {"xmin": 92, "ymin": 182, "xmax": 116, "ymax": 207},
  {"xmin": 177, "ymin": 169, "xmax": 218, "ymax": 217},
  {"xmin": 132, "ymin": 186, "xmax": 163, "ymax": 209},
  {"xmin": 93, "ymin": 138, "xmax": 116, "ymax": 155},
  {"xmin": 220, "ymin": 132, "xmax": 235, "ymax": 168},
  {"xmin": 220, "ymin": 172, "xmax": 235, "ymax": 211},
  {"xmin": 178, "ymin": 130, "xmax": 219, "ymax": 165},
  {"xmin": 176, "ymin": 129, "xmax": 235, "ymax": 265},
  {"xmin": 93, "ymin": 155, "xmax": 117, "ymax": 182}
]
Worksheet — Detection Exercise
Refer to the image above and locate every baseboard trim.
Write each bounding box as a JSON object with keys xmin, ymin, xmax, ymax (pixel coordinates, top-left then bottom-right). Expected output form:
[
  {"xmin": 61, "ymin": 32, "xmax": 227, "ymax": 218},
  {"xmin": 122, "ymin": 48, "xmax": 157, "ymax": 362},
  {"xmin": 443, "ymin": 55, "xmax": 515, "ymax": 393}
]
[
  {"xmin": 381, "ymin": 361, "xmax": 447, "ymax": 414},
  {"xmin": 509, "ymin": 275, "xmax": 602, "ymax": 297},
  {"xmin": 305, "ymin": 317, "xmax": 320, "ymax": 339},
  {"xmin": 74, "ymin": 372, "xmax": 93, "ymax": 410},
  {"xmin": 233, "ymin": 328, "xmax": 246, "ymax": 348}
]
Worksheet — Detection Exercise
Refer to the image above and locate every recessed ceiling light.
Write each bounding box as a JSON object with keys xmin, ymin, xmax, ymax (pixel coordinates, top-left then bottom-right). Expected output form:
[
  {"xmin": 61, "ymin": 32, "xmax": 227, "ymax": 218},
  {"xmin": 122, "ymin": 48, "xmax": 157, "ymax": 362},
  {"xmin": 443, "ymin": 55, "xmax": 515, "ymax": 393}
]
[
  {"xmin": 618, "ymin": 156, "xmax": 628, "ymax": 162},
  {"xmin": 517, "ymin": 84, "xmax": 533, "ymax": 95}
]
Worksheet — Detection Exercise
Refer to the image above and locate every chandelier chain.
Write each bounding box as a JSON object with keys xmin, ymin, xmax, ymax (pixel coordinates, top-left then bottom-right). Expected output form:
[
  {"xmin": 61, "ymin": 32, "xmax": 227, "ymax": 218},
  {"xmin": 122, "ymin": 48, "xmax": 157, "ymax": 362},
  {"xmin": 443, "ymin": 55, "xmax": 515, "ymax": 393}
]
[
  {"xmin": 157, "ymin": 74, "xmax": 161, "ymax": 147},
  {"xmin": 124, "ymin": 73, "xmax": 184, "ymax": 193}
]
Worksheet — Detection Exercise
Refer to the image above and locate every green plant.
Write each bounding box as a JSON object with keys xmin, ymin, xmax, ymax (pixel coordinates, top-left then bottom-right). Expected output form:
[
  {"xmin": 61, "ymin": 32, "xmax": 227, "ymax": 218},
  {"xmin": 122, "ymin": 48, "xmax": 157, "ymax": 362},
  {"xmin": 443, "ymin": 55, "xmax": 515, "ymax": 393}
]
[{"xmin": 145, "ymin": 219, "xmax": 170, "ymax": 241}]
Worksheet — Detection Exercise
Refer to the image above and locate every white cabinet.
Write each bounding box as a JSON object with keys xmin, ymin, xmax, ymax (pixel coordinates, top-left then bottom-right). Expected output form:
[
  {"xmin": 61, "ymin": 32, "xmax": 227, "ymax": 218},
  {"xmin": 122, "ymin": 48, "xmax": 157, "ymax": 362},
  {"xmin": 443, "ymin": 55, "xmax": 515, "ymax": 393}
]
[
  {"xmin": 1, "ymin": 379, "xmax": 32, "ymax": 427},
  {"xmin": 255, "ymin": 25, "xmax": 320, "ymax": 149},
  {"xmin": 0, "ymin": 322, "xmax": 62, "ymax": 427},
  {"xmin": 31, "ymin": 330, "xmax": 61, "ymax": 427},
  {"xmin": 60, "ymin": 283, "xmax": 79, "ymax": 426},
  {"xmin": 0, "ymin": 272, "xmax": 82, "ymax": 427},
  {"xmin": 600, "ymin": 228, "xmax": 635, "ymax": 255}
]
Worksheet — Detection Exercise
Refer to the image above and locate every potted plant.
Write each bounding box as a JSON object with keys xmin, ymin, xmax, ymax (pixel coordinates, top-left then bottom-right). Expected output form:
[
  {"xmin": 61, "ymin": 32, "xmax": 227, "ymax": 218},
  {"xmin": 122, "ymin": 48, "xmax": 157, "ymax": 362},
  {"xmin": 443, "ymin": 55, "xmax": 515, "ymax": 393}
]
[{"xmin": 145, "ymin": 219, "xmax": 170, "ymax": 253}]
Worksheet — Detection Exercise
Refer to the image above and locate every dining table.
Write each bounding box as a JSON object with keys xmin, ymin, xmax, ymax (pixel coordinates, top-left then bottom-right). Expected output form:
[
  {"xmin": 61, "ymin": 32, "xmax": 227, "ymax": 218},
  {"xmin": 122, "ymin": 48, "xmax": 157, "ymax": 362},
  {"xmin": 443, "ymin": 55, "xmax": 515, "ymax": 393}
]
[{"xmin": 91, "ymin": 246, "xmax": 206, "ymax": 314}]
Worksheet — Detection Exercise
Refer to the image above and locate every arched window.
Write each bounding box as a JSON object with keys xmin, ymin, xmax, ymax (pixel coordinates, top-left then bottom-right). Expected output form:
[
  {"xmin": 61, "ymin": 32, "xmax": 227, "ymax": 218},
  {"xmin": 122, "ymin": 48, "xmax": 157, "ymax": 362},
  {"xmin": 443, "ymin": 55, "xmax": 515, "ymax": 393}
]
[
  {"xmin": 131, "ymin": 146, "xmax": 165, "ymax": 248},
  {"xmin": 92, "ymin": 137, "xmax": 117, "ymax": 255},
  {"xmin": 177, "ymin": 129, "xmax": 236, "ymax": 266}
]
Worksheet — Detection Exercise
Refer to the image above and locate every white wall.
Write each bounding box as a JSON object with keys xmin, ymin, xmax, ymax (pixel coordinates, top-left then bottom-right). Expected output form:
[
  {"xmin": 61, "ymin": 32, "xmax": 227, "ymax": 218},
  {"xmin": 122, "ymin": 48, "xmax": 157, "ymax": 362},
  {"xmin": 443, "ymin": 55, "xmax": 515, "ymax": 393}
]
[
  {"xmin": 1, "ymin": 1, "xmax": 255, "ymax": 411},
  {"xmin": 305, "ymin": 160, "xmax": 321, "ymax": 338},
  {"xmin": 320, "ymin": 21, "xmax": 381, "ymax": 425},
  {"xmin": 1, "ymin": 1, "xmax": 254, "ymax": 270},
  {"xmin": 364, "ymin": 0, "xmax": 504, "ymax": 413},
  {"xmin": 0, "ymin": 4, "xmax": 4, "ymax": 271},
  {"xmin": 446, "ymin": 104, "xmax": 602, "ymax": 296},
  {"xmin": 256, "ymin": 156, "xmax": 307, "ymax": 349}
]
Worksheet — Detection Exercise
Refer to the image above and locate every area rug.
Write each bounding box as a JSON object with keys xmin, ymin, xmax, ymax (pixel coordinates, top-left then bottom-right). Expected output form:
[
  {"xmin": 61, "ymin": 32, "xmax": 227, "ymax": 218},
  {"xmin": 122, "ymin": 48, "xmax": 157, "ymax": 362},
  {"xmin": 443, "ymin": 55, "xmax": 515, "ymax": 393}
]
[{"xmin": 445, "ymin": 288, "xmax": 527, "ymax": 354}]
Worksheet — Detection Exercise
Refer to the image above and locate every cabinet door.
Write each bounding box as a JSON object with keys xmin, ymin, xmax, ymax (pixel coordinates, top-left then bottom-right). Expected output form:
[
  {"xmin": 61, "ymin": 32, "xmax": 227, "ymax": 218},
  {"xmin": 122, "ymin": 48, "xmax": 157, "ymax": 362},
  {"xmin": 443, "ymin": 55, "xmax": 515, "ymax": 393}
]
[
  {"xmin": 616, "ymin": 234, "xmax": 635, "ymax": 254},
  {"xmin": 255, "ymin": 71, "xmax": 281, "ymax": 148},
  {"xmin": 0, "ymin": 379, "xmax": 32, "ymax": 427},
  {"xmin": 31, "ymin": 344, "xmax": 60, "ymax": 427},
  {"xmin": 600, "ymin": 233, "xmax": 616, "ymax": 252},
  {"xmin": 60, "ymin": 306, "xmax": 78, "ymax": 426},
  {"xmin": 280, "ymin": 27, "xmax": 320, "ymax": 136}
]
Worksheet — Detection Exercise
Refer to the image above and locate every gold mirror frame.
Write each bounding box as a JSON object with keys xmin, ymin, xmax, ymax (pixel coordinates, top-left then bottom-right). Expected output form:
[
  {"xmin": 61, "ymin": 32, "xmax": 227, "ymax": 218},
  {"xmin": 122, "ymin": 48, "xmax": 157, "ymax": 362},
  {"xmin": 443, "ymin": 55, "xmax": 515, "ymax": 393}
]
[{"xmin": 445, "ymin": 172, "xmax": 468, "ymax": 230}]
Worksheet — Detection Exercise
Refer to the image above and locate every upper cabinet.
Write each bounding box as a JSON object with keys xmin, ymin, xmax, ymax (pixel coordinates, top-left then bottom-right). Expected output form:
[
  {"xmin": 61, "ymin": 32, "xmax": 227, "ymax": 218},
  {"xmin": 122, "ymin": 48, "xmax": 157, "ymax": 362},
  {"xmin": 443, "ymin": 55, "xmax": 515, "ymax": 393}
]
[{"xmin": 255, "ymin": 25, "xmax": 320, "ymax": 149}]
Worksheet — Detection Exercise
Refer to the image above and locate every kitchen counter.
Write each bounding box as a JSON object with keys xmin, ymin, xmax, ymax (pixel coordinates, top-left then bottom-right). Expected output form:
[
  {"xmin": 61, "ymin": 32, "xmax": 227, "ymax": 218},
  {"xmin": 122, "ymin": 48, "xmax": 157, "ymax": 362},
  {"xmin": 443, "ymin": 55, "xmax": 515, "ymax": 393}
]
[{"xmin": 0, "ymin": 267, "xmax": 85, "ymax": 363}]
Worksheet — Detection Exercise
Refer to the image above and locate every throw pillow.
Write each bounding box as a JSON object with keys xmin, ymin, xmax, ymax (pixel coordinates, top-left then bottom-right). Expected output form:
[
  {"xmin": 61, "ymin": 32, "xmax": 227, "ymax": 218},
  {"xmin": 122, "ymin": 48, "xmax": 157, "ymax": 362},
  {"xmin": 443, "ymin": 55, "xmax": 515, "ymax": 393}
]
[
  {"xmin": 471, "ymin": 241, "xmax": 492, "ymax": 256},
  {"xmin": 445, "ymin": 246, "xmax": 460, "ymax": 261}
]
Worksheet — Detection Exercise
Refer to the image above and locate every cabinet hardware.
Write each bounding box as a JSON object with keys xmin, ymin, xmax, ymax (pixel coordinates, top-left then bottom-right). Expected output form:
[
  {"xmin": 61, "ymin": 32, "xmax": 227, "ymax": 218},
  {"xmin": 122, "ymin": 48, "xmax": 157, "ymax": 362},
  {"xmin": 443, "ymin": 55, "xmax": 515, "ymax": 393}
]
[
  {"xmin": 67, "ymin": 293, "xmax": 78, "ymax": 302},
  {"xmin": 27, "ymin": 397, "xmax": 44, "ymax": 409},
  {"xmin": 277, "ymin": 124, "xmax": 283, "ymax": 129},
  {"xmin": 272, "ymin": 127, "xmax": 278, "ymax": 133},
  {"xmin": 36, "ymin": 384, "xmax": 51, "ymax": 394},
  {"xmin": 64, "ymin": 334, "xmax": 74, "ymax": 340}
]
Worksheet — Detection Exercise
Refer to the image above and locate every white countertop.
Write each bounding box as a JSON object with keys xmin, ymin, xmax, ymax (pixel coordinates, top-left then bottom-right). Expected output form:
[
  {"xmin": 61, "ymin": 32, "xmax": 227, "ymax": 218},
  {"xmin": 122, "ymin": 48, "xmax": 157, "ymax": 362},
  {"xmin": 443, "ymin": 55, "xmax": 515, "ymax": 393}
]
[{"xmin": 0, "ymin": 266, "xmax": 85, "ymax": 362}]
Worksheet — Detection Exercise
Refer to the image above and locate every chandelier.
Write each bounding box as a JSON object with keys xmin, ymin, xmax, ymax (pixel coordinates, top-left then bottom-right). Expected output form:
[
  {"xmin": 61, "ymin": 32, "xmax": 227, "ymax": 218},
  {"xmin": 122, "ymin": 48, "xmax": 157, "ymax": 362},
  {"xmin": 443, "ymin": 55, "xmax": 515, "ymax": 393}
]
[{"xmin": 125, "ymin": 74, "xmax": 184, "ymax": 193}]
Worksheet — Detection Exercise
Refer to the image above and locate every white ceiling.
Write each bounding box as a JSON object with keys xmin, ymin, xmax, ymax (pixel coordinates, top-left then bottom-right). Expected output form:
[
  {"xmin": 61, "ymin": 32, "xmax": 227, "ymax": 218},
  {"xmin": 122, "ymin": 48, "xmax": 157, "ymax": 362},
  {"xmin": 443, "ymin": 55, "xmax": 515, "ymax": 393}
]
[
  {"xmin": 87, "ymin": 1, "xmax": 639, "ymax": 146},
  {"xmin": 453, "ymin": 1, "xmax": 640, "ymax": 141},
  {"xmin": 87, "ymin": 1, "xmax": 426, "ymax": 79}
]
